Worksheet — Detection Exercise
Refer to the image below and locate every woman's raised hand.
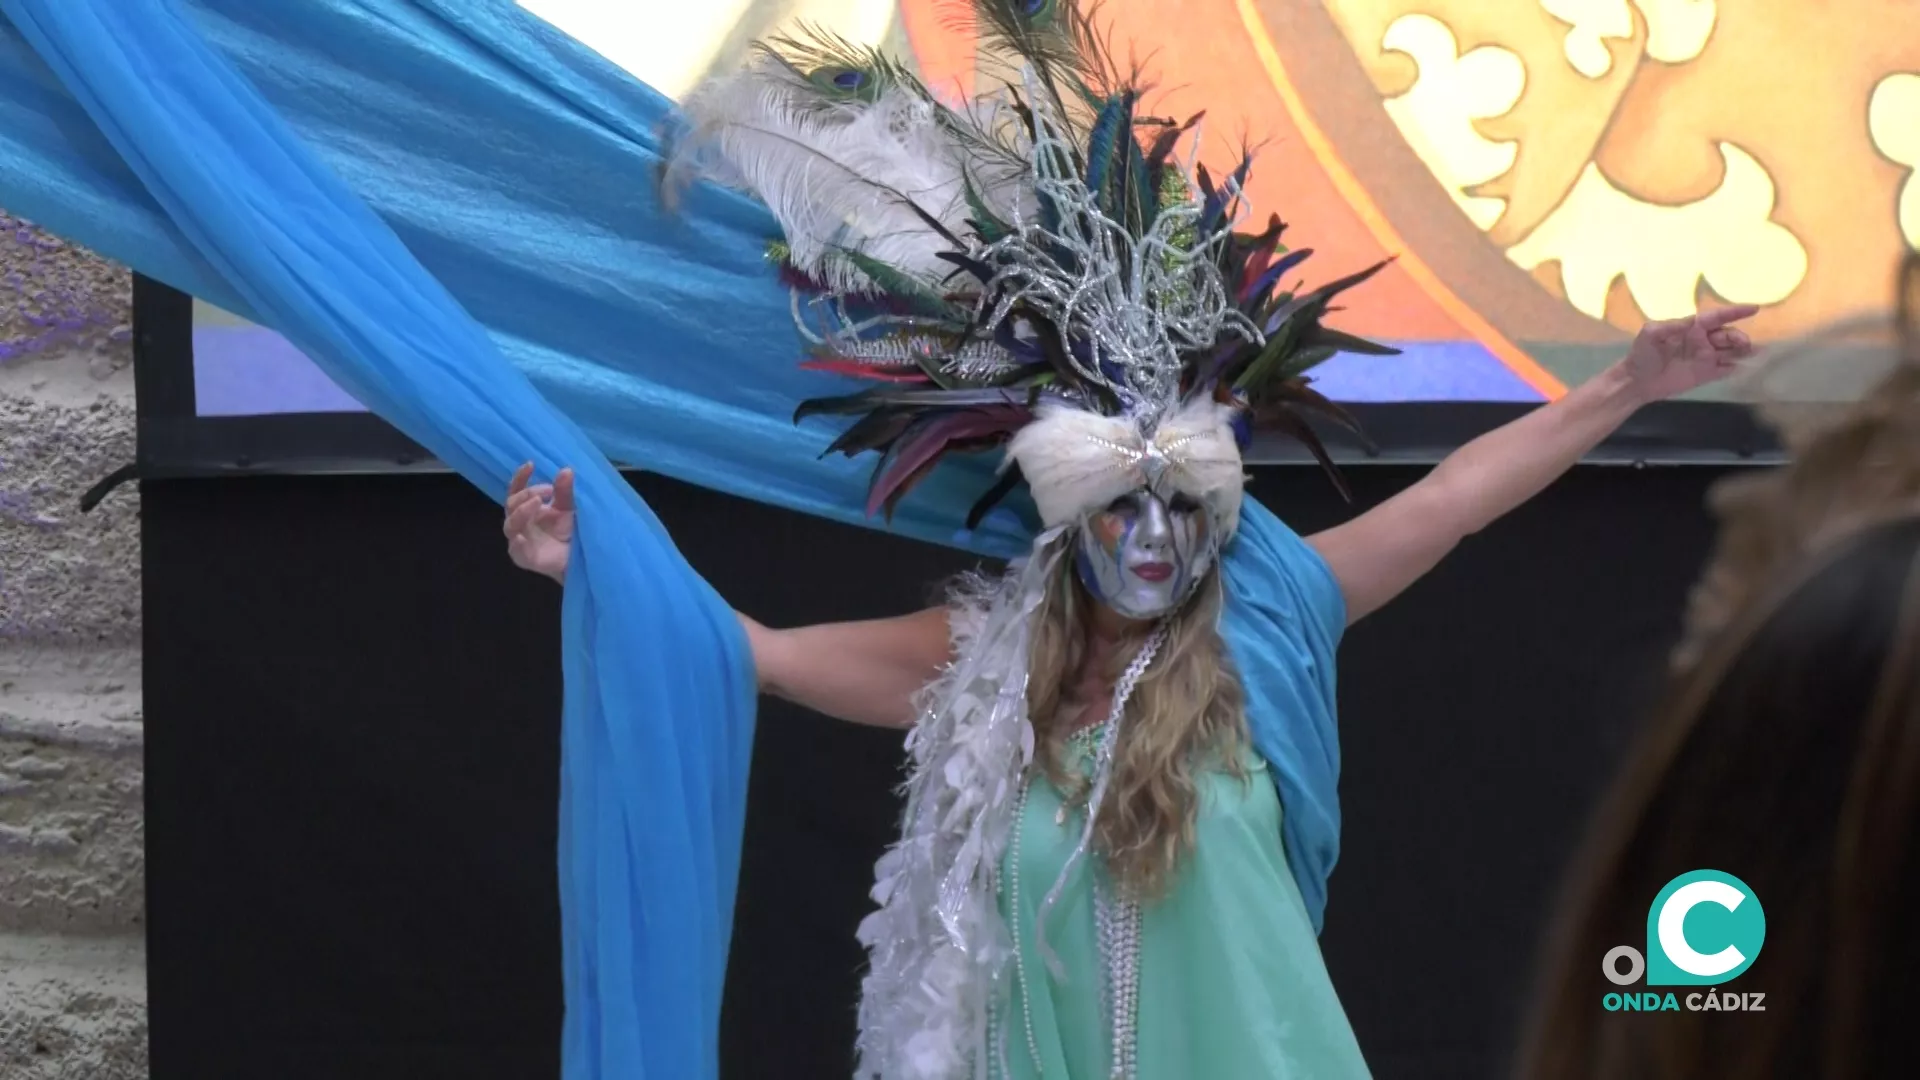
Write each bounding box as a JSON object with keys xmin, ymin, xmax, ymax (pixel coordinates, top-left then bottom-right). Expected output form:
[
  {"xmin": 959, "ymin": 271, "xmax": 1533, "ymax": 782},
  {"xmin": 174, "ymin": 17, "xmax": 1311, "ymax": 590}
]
[{"xmin": 505, "ymin": 462, "xmax": 575, "ymax": 583}]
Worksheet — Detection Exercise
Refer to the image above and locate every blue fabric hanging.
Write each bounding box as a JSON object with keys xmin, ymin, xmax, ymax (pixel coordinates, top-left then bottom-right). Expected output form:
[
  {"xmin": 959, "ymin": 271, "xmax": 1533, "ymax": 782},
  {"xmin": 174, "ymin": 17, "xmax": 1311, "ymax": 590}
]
[
  {"xmin": 0, "ymin": 1, "xmax": 755, "ymax": 1076},
  {"xmin": 0, "ymin": 0, "xmax": 1348, "ymax": 1073}
]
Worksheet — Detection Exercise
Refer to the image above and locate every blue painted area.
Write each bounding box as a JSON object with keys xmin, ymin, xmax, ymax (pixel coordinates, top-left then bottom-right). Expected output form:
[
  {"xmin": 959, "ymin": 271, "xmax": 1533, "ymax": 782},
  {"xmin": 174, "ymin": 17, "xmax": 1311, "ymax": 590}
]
[{"xmin": 1308, "ymin": 340, "xmax": 1547, "ymax": 403}]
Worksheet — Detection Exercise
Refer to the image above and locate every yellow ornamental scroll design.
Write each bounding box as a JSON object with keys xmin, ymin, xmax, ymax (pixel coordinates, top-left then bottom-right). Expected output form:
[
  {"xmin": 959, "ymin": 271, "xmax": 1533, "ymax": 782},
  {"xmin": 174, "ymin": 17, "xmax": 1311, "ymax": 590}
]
[
  {"xmin": 1356, "ymin": 1, "xmax": 1808, "ymax": 325},
  {"xmin": 1312, "ymin": 0, "xmax": 1920, "ymax": 333},
  {"xmin": 1378, "ymin": 15, "xmax": 1524, "ymax": 231},
  {"xmin": 1541, "ymin": 0, "xmax": 1715, "ymax": 78},
  {"xmin": 1505, "ymin": 144, "xmax": 1805, "ymax": 320},
  {"xmin": 1871, "ymin": 73, "xmax": 1920, "ymax": 249}
]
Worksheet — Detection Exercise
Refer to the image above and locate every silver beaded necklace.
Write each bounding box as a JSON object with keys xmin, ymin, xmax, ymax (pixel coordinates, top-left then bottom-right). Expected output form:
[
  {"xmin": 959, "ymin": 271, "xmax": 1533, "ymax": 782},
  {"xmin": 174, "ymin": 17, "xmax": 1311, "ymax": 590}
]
[{"xmin": 1004, "ymin": 622, "xmax": 1168, "ymax": 1079}]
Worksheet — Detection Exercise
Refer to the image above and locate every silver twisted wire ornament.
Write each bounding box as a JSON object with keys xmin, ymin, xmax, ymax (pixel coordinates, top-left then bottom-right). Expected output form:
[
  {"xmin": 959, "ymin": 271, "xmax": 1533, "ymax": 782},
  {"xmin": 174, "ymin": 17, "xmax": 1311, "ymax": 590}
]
[{"xmin": 965, "ymin": 72, "xmax": 1263, "ymax": 424}]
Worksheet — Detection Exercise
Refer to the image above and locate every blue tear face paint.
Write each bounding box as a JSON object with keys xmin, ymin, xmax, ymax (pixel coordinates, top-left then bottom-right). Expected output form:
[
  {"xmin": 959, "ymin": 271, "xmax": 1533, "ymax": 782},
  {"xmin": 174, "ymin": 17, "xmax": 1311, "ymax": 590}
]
[{"xmin": 1074, "ymin": 488, "xmax": 1218, "ymax": 620}]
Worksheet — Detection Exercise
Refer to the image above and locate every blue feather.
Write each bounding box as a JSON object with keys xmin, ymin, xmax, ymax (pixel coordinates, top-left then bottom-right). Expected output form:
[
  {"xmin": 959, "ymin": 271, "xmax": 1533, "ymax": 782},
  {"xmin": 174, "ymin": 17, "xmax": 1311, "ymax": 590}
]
[
  {"xmin": 1246, "ymin": 248, "xmax": 1314, "ymax": 306},
  {"xmin": 1229, "ymin": 406, "xmax": 1254, "ymax": 450},
  {"xmin": 1202, "ymin": 154, "xmax": 1253, "ymax": 235},
  {"xmin": 1126, "ymin": 119, "xmax": 1152, "ymax": 231},
  {"xmin": 1084, "ymin": 95, "xmax": 1128, "ymax": 207}
]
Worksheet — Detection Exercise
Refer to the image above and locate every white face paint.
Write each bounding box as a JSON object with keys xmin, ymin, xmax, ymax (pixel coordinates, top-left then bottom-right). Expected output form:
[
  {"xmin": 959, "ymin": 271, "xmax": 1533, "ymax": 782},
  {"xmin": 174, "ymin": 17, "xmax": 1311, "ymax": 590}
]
[{"xmin": 1074, "ymin": 488, "xmax": 1219, "ymax": 620}]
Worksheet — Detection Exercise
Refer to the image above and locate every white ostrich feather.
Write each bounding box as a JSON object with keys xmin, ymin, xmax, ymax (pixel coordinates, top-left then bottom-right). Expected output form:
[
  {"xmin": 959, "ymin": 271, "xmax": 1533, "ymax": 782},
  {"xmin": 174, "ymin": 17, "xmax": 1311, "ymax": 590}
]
[{"xmin": 669, "ymin": 61, "xmax": 1027, "ymax": 294}]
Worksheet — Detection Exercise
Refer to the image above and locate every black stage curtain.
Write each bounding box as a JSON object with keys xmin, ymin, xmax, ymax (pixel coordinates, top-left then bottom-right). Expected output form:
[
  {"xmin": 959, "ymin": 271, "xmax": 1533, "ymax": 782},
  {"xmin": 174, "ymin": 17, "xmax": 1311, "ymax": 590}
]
[{"xmin": 141, "ymin": 464, "xmax": 1733, "ymax": 1080}]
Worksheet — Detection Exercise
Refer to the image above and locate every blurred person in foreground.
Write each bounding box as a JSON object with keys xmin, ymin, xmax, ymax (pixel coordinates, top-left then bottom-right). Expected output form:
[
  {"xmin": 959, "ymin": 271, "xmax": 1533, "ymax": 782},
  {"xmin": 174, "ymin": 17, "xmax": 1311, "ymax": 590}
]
[{"xmin": 1514, "ymin": 253, "xmax": 1920, "ymax": 1080}]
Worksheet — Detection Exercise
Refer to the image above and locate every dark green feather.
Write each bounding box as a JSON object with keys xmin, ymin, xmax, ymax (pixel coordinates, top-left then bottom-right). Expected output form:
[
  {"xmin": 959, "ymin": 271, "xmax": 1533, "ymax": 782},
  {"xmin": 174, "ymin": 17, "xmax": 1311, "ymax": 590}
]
[
  {"xmin": 835, "ymin": 250, "xmax": 958, "ymax": 317},
  {"xmin": 1268, "ymin": 344, "xmax": 1337, "ymax": 385},
  {"xmin": 1301, "ymin": 325, "xmax": 1402, "ymax": 357},
  {"xmin": 962, "ymin": 175, "xmax": 1012, "ymax": 244}
]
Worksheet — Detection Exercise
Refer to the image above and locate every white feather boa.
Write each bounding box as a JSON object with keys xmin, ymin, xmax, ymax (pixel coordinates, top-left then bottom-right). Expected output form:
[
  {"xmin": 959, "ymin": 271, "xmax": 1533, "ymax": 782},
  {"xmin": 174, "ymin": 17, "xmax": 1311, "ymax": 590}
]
[
  {"xmin": 670, "ymin": 62, "xmax": 1027, "ymax": 295},
  {"xmin": 854, "ymin": 532, "xmax": 1068, "ymax": 1080}
]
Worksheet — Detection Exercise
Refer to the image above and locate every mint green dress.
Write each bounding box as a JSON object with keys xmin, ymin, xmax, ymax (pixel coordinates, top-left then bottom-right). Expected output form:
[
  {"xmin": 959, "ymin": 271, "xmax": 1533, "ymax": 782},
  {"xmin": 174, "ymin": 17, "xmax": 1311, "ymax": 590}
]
[{"xmin": 991, "ymin": 729, "xmax": 1370, "ymax": 1078}]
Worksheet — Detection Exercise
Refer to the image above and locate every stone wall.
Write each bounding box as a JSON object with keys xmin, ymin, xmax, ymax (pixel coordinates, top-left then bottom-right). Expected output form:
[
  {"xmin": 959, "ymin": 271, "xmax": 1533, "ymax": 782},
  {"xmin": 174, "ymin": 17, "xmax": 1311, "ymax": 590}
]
[{"xmin": 0, "ymin": 215, "xmax": 149, "ymax": 1079}]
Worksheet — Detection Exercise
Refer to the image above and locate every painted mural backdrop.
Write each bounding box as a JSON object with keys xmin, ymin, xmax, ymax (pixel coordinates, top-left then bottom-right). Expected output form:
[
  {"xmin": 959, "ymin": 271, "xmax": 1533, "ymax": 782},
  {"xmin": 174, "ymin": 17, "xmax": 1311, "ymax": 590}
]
[{"xmin": 193, "ymin": 0, "xmax": 1920, "ymax": 415}]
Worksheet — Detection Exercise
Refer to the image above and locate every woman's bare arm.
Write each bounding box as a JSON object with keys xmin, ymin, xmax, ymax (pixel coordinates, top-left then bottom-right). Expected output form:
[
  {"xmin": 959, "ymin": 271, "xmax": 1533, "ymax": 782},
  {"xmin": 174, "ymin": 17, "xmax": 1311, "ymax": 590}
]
[
  {"xmin": 504, "ymin": 466, "xmax": 950, "ymax": 728},
  {"xmin": 1308, "ymin": 308, "xmax": 1756, "ymax": 624},
  {"xmin": 1309, "ymin": 364, "xmax": 1642, "ymax": 623},
  {"xmin": 740, "ymin": 607, "xmax": 952, "ymax": 729}
]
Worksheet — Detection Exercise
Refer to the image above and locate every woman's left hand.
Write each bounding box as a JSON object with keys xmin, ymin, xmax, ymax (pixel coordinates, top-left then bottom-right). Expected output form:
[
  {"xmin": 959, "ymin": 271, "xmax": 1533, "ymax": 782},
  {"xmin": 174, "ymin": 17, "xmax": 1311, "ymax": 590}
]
[{"xmin": 1621, "ymin": 304, "xmax": 1760, "ymax": 403}]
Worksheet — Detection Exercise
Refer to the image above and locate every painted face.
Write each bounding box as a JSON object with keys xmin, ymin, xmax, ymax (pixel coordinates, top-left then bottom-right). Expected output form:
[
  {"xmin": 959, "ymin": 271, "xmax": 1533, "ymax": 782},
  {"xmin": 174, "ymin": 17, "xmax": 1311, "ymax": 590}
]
[{"xmin": 1074, "ymin": 488, "xmax": 1219, "ymax": 620}]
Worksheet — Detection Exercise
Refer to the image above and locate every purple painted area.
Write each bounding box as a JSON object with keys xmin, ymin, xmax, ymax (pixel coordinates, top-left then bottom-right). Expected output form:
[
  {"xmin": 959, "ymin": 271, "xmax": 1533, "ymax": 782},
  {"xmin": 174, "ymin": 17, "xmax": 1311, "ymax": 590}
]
[
  {"xmin": 190, "ymin": 324, "xmax": 1544, "ymax": 417},
  {"xmin": 193, "ymin": 324, "xmax": 366, "ymax": 415},
  {"xmin": 1309, "ymin": 340, "xmax": 1546, "ymax": 403},
  {"xmin": 1, "ymin": 213, "xmax": 127, "ymax": 364}
]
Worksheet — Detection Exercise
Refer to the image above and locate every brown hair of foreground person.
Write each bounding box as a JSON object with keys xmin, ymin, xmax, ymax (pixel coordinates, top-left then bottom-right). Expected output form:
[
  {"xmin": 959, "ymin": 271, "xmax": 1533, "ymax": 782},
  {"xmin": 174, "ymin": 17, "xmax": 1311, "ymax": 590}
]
[
  {"xmin": 1514, "ymin": 251, "xmax": 1920, "ymax": 1079},
  {"xmin": 1512, "ymin": 513, "xmax": 1920, "ymax": 1079}
]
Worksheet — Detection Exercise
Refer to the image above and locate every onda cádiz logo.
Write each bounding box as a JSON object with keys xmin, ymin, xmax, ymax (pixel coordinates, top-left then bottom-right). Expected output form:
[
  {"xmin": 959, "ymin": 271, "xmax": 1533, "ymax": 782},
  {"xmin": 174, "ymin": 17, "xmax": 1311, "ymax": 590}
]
[{"xmin": 1601, "ymin": 870, "xmax": 1767, "ymax": 1013}]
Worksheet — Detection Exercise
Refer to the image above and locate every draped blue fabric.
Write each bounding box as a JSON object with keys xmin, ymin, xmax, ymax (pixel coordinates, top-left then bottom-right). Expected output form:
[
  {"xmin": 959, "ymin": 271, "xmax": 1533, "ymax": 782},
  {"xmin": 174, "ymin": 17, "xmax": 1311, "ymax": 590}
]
[
  {"xmin": 0, "ymin": 2, "xmax": 756, "ymax": 1076},
  {"xmin": 0, "ymin": 0, "xmax": 1347, "ymax": 1072}
]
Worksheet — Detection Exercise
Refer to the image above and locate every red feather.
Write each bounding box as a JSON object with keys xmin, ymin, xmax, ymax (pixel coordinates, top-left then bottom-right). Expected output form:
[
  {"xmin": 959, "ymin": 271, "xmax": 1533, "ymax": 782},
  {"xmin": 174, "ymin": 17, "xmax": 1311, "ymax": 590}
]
[
  {"xmin": 777, "ymin": 262, "xmax": 831, "ymax": 294},
  {"xmin": 799, "ymin": 358, "xmax": 931, "ymax": 383},
  {"xmin": 1237, "ymin": 214, "xmax": 1286, "ymax": 303},
  {"xmin": 865, "ymin": 407, "xmax": 1029, "ymax": 517}
]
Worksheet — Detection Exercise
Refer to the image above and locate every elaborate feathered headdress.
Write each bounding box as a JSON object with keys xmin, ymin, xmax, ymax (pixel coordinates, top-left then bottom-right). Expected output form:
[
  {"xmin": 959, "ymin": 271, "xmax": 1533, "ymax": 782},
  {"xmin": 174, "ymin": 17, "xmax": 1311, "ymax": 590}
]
[{"xmin": 667, "ymin": 0, "xmax": 1397, "ymax": 537}]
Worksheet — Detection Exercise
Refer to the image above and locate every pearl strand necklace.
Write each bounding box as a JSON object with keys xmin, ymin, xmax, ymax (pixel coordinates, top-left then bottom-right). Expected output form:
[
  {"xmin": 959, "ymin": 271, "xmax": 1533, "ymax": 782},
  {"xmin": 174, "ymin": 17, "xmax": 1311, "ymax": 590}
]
[
  {"xmin": 1010, "ymin": 623, "xmax": 1166, "ymax": 1078},
  {"xmin": 1094, "ymin": 882, "xmax": 1142, "ymax": 1079},
  {"xmin": 1012, "ymin": 756, "xmax": 1145, "ymax": 1079},
  {"xmin": 1008, "ymin": 777, "xmax": 1044, "ymax": 1073}
]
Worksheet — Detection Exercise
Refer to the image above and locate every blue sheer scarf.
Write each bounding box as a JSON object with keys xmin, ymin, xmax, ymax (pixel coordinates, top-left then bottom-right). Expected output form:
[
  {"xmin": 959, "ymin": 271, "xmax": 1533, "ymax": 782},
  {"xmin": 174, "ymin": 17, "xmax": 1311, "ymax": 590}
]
[{"xmin": 0, "ymin": 1, "xmax": 1346, "ymax": 1075}]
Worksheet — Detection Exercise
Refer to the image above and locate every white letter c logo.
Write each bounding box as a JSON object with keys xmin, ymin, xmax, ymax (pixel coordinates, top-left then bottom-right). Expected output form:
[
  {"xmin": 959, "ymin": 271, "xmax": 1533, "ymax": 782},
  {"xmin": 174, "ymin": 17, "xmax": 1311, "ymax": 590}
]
[{"xmin": 1658, "ymin": 880, "xmax": 1747, "ymax": 977}]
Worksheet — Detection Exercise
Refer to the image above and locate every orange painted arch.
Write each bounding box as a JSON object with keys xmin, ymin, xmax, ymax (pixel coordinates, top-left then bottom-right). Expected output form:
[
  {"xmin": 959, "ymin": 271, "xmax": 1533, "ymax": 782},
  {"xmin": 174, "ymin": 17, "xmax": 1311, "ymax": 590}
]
[{"xmin": 896, "ymin": 0, "xmax": 1568, "ymax": 400}]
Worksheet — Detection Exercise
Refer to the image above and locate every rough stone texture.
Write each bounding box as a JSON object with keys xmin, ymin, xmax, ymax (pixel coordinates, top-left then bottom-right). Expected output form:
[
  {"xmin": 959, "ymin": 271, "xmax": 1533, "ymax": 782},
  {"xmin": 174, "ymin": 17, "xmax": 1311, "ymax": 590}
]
[
  {"xmin": 0, "ymin": 214, "xmax": 147, "ymax": 1076},
  {"xmin": 0, "ymin": 647, "xmax": 143, "ymax": 934},
  {"xmin": 0, "ymin": 212, "xmax": 130, "ymax": 370},
  {"xmin": 0, "ymin": 934, "xmax": 147, "ymax": 1080},
  {"xmin": 0, "ymin": 217, "xmax": 141, "ymax": 647}
]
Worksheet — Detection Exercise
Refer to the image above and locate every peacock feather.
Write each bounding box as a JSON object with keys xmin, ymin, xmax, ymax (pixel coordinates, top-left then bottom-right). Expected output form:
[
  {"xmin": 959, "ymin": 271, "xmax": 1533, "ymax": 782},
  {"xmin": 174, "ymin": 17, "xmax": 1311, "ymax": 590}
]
[{"xmin": 670, "ymin": 0, "xmax": 1403, "ymax": 521}]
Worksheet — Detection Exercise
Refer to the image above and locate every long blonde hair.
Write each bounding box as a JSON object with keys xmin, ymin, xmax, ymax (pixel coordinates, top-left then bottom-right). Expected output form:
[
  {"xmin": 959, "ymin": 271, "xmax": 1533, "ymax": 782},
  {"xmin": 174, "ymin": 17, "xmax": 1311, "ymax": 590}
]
[{"xmin": 1022, "ymin": 546, "xmax": 1247, "ymax": 900}]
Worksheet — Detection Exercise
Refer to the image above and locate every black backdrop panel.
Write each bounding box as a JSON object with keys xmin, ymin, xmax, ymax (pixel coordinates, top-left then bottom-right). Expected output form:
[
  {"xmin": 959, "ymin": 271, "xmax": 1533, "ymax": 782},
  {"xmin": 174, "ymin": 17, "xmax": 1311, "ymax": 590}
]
[{"xmin": 141, "ymin": 463, "xmax": 1732, "ymax": 1080}]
